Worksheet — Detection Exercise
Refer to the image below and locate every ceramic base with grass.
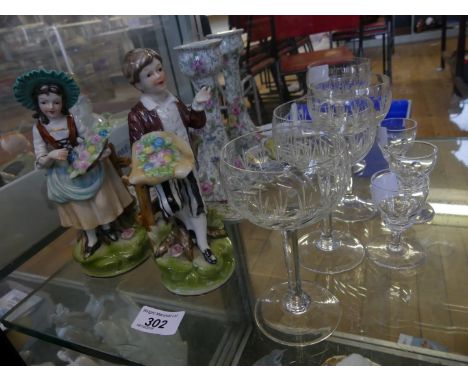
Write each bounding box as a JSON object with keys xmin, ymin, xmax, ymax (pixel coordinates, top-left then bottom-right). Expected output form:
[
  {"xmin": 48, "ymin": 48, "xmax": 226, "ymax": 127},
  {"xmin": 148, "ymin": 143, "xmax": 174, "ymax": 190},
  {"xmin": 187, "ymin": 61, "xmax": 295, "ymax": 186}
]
[
  {"xmin": 149, "ymin": 208, "xmax": 235, "ymax": 296},
  {"xmin": 73, "ymin": 226, "xmax": 152, "ymax": 277},
  {"xmin": 73, "ymin": 207, "xmax": 153, "ymax": 278}
]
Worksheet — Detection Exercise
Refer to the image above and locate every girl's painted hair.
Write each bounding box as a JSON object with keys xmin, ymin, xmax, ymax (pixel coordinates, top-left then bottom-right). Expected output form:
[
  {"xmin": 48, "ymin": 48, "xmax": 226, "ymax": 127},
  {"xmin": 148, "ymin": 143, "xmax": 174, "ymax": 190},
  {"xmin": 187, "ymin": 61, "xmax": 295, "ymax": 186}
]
[{"xmin": 32, "ymin": 83, "xmax": 69, "ymax": 124}]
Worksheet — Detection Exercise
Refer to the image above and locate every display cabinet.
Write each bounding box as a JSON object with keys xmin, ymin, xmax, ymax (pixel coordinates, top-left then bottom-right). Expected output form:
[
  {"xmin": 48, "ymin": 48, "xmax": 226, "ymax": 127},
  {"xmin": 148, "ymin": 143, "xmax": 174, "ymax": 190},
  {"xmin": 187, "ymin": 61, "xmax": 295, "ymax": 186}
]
[
  {"xmin": 2, "ymin": 138, "xmax": 468, "ymax": 365},
  {"xmin": 2, "ymin": 15, "xmax": 468, "ymax": 366},
  {"xmin": 0, "ymin": 15, "xmax": 199, "ymax": 189}
]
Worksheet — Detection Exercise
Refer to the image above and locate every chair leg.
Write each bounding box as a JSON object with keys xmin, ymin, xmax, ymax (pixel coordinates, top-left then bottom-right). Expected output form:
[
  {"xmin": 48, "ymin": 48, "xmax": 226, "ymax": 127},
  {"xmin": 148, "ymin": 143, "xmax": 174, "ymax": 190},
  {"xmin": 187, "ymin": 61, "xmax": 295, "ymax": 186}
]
[
  {"xmin": 251, "ymin": 76, "xmax": 263, "ymax": 125},
  {"xmin": 269, "ymin": 60, "xmax": 287, "ymax": 102},
  {"xmin": 260, "ymin": 70, "xmax": 266, "ymax": 86},
  {"xmin": 297, "ymin": 72, "xmax": 307, "ymax": 95},
  {"xmin": 389, "ymin": 16, "xmax": 395, "ymax": 55},
  {"xmin": 386, "ymin": 33, "xmax": 392, "ymax": 79},
  {"xmin": 358, "ymin": 19, "xmax": 364, "ymax": 57},
  {"xmin": 382, "ymin": 32, "xmax": 387, "ymax": 76}
]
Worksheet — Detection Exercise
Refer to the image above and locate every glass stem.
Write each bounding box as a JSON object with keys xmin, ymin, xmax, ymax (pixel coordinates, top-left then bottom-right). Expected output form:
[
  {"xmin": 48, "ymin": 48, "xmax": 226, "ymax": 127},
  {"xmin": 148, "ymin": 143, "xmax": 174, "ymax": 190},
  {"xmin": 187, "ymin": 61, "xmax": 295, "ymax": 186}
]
[
  {"xmin": 316, "ymin": 212, "xmax": 340, "ymax": 251},
  {"xmin": 281, "ymin": 229, "xmax": 310, "ymax": 314},
  {"xmin": 344, "ymin": 169, "xmax": 354, "ymax": 199},
  {"xmin": 387, "ymin": 230, "xmax": 403, "ymax": 253},
  {"xmin": 321, "ymin": 213, "xmax": 334, "ymax": 241}
]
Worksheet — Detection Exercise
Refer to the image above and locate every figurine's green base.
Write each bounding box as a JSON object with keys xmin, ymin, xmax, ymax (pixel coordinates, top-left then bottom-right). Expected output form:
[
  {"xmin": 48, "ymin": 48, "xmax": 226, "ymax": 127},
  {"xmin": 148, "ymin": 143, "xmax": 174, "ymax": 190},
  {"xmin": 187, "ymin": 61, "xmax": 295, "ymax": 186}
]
[
  {"xmin": 73, "ymin": 227, "xmax": 152, "ymax": 278},
  {"xmin": 155, "ymin": 237, "xmax": 235, "ymax": 296}
]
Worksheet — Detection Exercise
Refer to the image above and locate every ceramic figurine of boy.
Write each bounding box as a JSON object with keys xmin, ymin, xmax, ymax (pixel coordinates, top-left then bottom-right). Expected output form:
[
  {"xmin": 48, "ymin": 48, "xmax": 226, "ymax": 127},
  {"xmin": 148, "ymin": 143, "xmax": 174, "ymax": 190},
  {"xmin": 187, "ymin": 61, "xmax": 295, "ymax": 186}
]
[
  {"xmin": 122, "ymin": 48, "xmax": 217, "ymax": 264},
  {"xmin": 13, "ymin": 69, "xmax": 133, "ymax": 258}
]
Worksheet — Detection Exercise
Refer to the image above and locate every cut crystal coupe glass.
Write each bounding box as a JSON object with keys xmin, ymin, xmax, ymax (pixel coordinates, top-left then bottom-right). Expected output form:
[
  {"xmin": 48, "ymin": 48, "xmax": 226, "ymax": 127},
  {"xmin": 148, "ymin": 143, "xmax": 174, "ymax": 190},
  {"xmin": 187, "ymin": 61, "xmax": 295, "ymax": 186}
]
[{"xmin": 220, "ymin": 127, "xmax": 347, "ymax": 346}]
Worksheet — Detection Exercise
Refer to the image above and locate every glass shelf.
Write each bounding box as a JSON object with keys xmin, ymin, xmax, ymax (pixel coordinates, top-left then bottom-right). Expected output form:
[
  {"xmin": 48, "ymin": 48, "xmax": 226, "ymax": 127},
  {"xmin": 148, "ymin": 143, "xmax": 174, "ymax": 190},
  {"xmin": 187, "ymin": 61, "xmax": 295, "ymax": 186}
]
[
  {"xmin": 1, "ymin": 251, "xmax": 252, "ymax": 365},
  {"xmin": 3, "ymin": 138, "xmax": 468, "ymax": 365}
]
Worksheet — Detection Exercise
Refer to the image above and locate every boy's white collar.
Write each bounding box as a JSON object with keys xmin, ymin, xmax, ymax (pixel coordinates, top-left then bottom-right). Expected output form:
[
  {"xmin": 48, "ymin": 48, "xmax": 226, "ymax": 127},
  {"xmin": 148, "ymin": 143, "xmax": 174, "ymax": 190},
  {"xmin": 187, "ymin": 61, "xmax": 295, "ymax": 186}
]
[{"xmin": 140, "ymin": 91, "xmax": 177, "ymax": 111}]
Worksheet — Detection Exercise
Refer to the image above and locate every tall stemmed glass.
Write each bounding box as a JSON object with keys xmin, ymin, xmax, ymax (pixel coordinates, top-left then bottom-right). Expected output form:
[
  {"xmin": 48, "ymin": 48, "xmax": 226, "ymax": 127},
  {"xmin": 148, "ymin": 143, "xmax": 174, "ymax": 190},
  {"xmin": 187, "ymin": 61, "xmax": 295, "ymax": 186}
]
[
  {"xmin": 388, "ymin": 141, "xmax": 438, "ymax": 223},
  {"xmin": 333, "ymin": 73, "xmax": 393, "ymax": 222},
  {"xmin": 368, "ymin": 169, "xmax": 429, "ymax": 269},
  {"xmin": 220, "ymin": 128, "xmax": 346, "ymax": 346},
  {"xmin": 279, "ymin": 97, "xmax": 372, "ymax": 274}
]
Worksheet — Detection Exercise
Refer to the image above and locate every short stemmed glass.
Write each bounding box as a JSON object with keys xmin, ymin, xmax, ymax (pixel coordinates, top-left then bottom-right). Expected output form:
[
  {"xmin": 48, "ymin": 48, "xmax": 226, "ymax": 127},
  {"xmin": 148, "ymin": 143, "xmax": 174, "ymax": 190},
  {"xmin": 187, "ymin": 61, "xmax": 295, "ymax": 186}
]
[
  {"xmin": 377, "ymin": 118, "xmax": 418, "ymax": 161},
  {"xmin": 367, "ymin": 169, "xmax": 429, "ymax": 269},
  {"xmin": 220, "ymin": 128, "xmax": 346, "ymax": 346},
  {"xmin": 388, "ymin": 141, "xmax": 438, "ymax": 223}
]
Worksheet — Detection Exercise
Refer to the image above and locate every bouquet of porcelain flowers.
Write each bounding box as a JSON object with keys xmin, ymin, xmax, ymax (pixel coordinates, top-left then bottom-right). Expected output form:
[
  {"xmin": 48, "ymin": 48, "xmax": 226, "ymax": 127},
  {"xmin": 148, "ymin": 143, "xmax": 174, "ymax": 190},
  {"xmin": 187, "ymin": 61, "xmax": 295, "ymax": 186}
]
[
  {"xmin": 135, "ymin": 133, "xmax": 181, "ymax": 179},
  {"xmin": 68, "ymin": 117, "xmax": 111, "ymax": 179}
]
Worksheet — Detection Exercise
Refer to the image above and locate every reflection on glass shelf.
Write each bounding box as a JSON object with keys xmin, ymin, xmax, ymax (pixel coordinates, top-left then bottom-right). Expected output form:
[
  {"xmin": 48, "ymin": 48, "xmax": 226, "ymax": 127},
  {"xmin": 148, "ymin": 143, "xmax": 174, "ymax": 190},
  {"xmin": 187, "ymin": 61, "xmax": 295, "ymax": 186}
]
[
  {"xmin": 450, "ymin": 98, "xmax": 468, "ymax": 132},
  {"xmin": 451, "ymin": 138, "xmax": 468, "ymax": 166},
  {"xmin": 431, "ymin": 202, "xmax": 468, "ymax": 216},
  {"xmin": 1, "ymin": 258, "xmax": 251, "ymax": 365}
]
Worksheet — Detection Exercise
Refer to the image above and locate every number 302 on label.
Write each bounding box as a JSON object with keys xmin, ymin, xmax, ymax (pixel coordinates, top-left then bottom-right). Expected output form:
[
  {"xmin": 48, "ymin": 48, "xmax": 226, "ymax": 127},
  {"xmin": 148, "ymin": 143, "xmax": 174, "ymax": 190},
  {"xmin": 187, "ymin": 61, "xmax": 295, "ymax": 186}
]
[{"xmin": 131, "ymin": 306, "xmax": 185, "ymax": 335}]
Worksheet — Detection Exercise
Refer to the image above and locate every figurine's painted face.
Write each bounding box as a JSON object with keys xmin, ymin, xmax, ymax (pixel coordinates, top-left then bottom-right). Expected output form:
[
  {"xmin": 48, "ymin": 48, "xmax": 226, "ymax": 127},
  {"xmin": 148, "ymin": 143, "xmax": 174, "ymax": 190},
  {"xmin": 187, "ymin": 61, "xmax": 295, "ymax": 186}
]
[
  {"xmin": 136, "ymin": 58, "xmax": 167, "ymax": 95},
  {"xmin": 38, "ymin": 93, "xmax": 63, "ymax": 120}
]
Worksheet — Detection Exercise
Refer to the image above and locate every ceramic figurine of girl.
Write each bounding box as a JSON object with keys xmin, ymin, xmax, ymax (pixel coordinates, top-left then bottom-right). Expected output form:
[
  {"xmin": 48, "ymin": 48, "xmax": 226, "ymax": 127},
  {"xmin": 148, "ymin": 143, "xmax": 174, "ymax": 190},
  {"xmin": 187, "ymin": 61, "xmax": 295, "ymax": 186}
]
[
  {"xmin": 122, "ymin": 48, "xmax": 217, "ymax": 264},
  {"xmin": 13, "ymin": 69, "xmax": 133, "ymax": 258}
]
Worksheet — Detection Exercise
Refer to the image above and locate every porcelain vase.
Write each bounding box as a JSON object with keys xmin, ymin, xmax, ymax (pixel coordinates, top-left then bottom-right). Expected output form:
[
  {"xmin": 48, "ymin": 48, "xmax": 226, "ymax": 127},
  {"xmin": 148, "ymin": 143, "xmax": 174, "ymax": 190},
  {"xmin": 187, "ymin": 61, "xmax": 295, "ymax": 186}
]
[
  {"xmin": 174, "ymin": 39, "xmax": 228, "ymax": 202},
  {"xmin": 207, "ymin": 29, "xmax": 257, "ymax": 139}
]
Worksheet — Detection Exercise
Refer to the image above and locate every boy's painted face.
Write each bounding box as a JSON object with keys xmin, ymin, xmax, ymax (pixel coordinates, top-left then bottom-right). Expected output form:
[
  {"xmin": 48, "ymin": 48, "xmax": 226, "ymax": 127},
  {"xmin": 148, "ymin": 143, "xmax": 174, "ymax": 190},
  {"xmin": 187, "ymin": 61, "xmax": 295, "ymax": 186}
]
[
  {"xmin": 136, "ymin": 58, "xmax": 167, "ymax": 95},
  {"xmin": 38, "ymin": 93, "xmax": 63, "ymax": 120}
]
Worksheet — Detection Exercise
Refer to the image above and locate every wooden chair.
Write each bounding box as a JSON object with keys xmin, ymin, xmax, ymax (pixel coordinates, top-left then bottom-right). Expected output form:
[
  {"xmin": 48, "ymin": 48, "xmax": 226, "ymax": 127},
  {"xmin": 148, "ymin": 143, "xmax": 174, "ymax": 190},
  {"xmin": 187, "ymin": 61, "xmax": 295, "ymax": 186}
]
[
  {"xmin": 228, "ymin": 16, "xmax": 285, "ymax": 121},
  {"xmin": 331, "ymin": 16, "xmax": 394, "ymax": 78},
  {"xmin": 272, "ymin": 16, "xmax": 358, "ymax": 101}
]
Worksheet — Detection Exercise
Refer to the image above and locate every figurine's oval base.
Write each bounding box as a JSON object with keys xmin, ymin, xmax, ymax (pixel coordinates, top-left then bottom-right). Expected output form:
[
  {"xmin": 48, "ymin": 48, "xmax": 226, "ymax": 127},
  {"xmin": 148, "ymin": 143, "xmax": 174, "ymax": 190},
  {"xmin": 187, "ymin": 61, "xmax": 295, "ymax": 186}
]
[
  {"xmin": 155, "ymin": 237, "xmax": 235, "ymax": 296},
  {"xmin": 73, "ymin": 226, "xmax": 152, "ymax": 277}
]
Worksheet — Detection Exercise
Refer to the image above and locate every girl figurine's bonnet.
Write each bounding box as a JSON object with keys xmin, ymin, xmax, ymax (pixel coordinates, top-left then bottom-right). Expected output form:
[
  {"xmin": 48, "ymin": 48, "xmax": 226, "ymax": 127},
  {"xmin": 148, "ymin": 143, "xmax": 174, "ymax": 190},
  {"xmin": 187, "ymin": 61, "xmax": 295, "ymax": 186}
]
[{"xmin": 13, "ymin": 68, "xmax": 80, "ymax": 112}]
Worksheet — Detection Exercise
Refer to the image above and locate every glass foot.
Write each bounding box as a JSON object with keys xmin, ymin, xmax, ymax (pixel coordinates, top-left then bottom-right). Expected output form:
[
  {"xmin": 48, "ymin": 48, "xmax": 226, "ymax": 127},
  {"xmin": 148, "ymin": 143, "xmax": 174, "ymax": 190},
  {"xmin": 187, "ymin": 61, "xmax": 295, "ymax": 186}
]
[
  {"xmin": 299, "ymin": 230, "xmax": 366, "ymax": 274},
  {"xmin": 367, "ymin": 235, "xmax": 426, "ymax": 270},
  {"xmin": 352, "ymin": 159, "xmax": 366, "ymax": 174},
  {"xmin": 334, "ymin": 195, "xmax": 377, "ymax": 222},
  {"xmin": 412, "ymin": 203, "xmax": 435, "ymax": 224},
  {"xmin": 254, "ymin": 281, "xmax": 342, "ymax": 347}
]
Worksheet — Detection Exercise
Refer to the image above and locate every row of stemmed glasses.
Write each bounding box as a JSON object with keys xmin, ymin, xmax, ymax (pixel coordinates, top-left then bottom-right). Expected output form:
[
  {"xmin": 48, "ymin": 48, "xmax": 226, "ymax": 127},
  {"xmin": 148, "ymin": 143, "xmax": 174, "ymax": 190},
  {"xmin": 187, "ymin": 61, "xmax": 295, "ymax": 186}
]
[
  {"xmin": 218, "ymin": 58, "xmax": 374, "ymax": 347},
  {"xmin": 372, "ymin": 117, "xmax": 438, "ymax": 269},
  {"xmin": 220, "ymin": 115, "xmax": 349, "ymax": 346},
  {"xmin": 218, "ymin": 56, "xmax": 425, "ymax": 346}
]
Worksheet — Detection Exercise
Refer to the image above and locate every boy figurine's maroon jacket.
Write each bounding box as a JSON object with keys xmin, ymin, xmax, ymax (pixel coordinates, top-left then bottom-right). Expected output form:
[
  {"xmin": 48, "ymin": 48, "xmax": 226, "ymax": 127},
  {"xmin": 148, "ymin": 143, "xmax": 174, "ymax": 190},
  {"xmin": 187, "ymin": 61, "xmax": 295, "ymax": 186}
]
[{"xmin": 127, "ymin": 100, "xmax": 206, "ymax": 158}]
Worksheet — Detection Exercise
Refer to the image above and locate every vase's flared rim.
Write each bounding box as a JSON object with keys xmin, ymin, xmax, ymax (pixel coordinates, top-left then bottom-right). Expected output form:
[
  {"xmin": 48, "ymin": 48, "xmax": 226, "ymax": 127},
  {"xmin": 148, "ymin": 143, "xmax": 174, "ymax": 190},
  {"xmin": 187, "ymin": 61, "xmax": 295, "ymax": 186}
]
[
  {"xmin": 173, "ymin": 39, "xmax": 222, "ymax": 51},
  {"xmin": 206, "ymin": 28, "xmax": 244, "ymax": 39}
]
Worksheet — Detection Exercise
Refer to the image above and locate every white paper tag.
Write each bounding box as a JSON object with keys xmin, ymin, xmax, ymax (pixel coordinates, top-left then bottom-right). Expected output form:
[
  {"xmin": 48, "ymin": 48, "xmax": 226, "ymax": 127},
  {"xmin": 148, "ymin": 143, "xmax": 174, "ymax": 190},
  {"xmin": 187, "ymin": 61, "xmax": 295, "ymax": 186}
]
[{"xmin": 131, "ymin": 306, "xmax": 185, "ymax": 336}]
